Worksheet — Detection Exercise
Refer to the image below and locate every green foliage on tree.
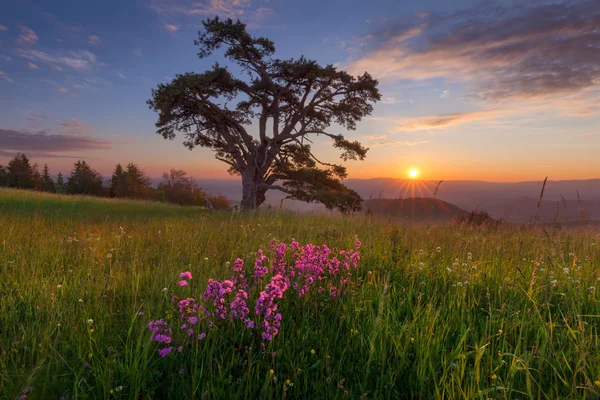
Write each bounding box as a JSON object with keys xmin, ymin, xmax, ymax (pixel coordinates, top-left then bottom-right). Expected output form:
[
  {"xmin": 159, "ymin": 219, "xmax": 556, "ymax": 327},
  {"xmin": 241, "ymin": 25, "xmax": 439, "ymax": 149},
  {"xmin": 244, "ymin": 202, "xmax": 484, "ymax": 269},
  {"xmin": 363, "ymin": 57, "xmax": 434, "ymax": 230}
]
[
  {"xmin": 41, "ymin": 164, "xmax": 56, "ymax": 193},
  {"xmin": 148, "ymin": 18, "xmax": 380, "ymax": 212},
  {"xmin": 110, "ymin": 163, "xmax": 153, "ymax": 199},
  {"xmin": 55, "ymin": 172, "xmax": 67, "ymax": 194},
  {"xmin": 67, "ymin": 160, "xmax": 105, "ymax": 196},
  {"xmin": 109, "ymin": 163, "xmax": 126, "ymax": 198},
  {"xmin": 205, "ymin": 193, "xmax": 231, "ymax": 210},
  {"xmin": 156, "ymin": 169, "xmax": 205, "ymax": 206},
  {"xmin": 3, "ymin": 153, "xmax": 40, "ymax": 189},
  {"xmin": 0, "ymin": 165, "xmax": 7, "ymax": 187}
]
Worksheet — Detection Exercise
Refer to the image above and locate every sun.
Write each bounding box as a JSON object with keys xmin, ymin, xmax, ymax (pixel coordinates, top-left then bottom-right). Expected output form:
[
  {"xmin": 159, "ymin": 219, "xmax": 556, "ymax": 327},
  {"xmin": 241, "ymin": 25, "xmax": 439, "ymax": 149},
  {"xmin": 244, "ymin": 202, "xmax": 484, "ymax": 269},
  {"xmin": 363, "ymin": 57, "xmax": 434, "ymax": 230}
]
[{"xmin": 409, "ymin": 168, "xmax": 419, "ymax": 179}]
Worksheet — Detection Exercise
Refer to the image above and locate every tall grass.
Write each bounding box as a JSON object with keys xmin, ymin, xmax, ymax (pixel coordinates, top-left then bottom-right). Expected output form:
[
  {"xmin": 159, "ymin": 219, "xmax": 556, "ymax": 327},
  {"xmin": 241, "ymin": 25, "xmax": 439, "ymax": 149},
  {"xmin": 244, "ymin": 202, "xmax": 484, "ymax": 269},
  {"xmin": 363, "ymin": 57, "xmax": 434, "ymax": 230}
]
[{"xmin": 1, "ymin": 188, "xmax": 599, "ymax": 399}]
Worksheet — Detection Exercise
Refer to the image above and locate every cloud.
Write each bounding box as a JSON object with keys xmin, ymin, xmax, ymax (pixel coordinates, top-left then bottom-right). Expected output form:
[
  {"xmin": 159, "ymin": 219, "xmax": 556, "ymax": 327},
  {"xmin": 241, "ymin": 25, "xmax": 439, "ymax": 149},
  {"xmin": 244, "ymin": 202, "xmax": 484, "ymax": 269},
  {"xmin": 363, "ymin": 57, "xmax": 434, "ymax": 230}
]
[
  {"xmin": 17, "ymin": 49, "xmax": 97, "ymax": 70},
  {"xmin": 381, "ymin": 96, "xmax": 401, "ymax": 104},
  {"xmin": 370, "ymin": 140, "xmax": 428, "ymax": 148},
  {"xmin": 164, "ymin": 24, "xmax": 180, "ymax": 32},
  {"xmin": 28, "ymin": 62, "xmax": 38, "ymax": 70},
  {"xmin": 396, "ymin": 109, "xmax": 508, "ymax": 131},
  {"xmin": 440, "ymin": 89, "xmax": 449, "ymax": 99},
  {"xmin": 16, "ymin": 26, "xmax": 38, "ymax": 45},
  {"xmin": 347, "ymin": 0, "xmax": 600, "ymax": 101},
  {"xmin": 0, "ymin": 128, "xmax": 111, "ymax": 153},
  {"xmin": 59, "ymin": 118, "xmax": 87, "ymax": 133},
  {"xmin": 41, "ymin": 77, "xmax": 59, "ymax": 86},
  {"xmin": 115, "ymin": 71, "xmax": 126, "ymax": 79},
  {"xmin": 88, "ymin": 34, "xmax": 101, "ymax": 44},
  {"xmin": 149, "ymin": 0, "xmax": 274, "ymax": 24},
  {"xmin": 27, "ymin": 114, "xmax": 50, "ymax": 121},
  {"xmin": 0, "ymin": 70, "xmax": 13, "ymax": 83},
  {"xmin": 57, "ymin": 87, "xmax": 69, "ymax": 93},
  {"xmin": 133, "ymin": 47, "xmax": 143, "ymax": 57},
  {"xmin": 0, "ymin": 149, "xmax": 81, "ymax": 158},
  {"xmin": 71, "ymin": 76, "xmax": 113, "ymax": 90},
  {"xmin": 0, "ymin": 24, "xmax": 7, "ymax": 31},
  {"xmin": 0, "ymin": 55, "xmax": 12, "ymax": 61},
  {"xmin": 363, "ymin": 134, "xmax": 387, "ymax": 140}
]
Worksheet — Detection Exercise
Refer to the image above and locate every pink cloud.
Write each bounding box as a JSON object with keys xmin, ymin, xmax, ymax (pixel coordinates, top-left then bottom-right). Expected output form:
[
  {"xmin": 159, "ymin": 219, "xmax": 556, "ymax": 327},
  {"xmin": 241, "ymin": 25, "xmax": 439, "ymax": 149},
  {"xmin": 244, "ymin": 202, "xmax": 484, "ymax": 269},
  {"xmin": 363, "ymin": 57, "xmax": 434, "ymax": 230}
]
[
  {"xmin": 149, "ymin": 0, "xmax": 273, "ymax": 24},
  {"xmin": 164, "ymin": 24, "xmax": 180, "ymax": 32},
  {"xmin": 363, "ymin": 135, "xmax": 387, "ymax": 140},
  {"xmin": 0, "ymin": 127, "xmax": 111, "ymax": 153},
  {"xmin": 16, "ymin": 26, "xmax": 38, "ymax": 45},
  {"xmin": 88, "ymin": 34, "xmax": 101, "ymax": 45},
  {"xmin": 57, "ymin": 87, "xmax": 69, "ymax": 93},
  {"xmin": 0, "ymin": 24, "xmax": 8, "ymax": 31},
  {"xmin": 28, "ymin": 62, "xmax": 38, "ymax": 70},
  {"xmin": 396, "ymin": 110, "xmax": 508, "ymax": 132}
]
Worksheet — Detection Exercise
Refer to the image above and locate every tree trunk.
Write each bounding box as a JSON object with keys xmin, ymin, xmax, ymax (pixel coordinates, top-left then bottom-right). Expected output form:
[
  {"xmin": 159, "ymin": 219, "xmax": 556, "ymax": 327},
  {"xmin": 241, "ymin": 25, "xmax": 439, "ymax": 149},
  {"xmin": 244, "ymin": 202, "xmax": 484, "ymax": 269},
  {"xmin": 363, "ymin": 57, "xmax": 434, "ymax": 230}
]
[{"xmin": 240, "ymin": 169, "xmax": 266, "ymax": 211}]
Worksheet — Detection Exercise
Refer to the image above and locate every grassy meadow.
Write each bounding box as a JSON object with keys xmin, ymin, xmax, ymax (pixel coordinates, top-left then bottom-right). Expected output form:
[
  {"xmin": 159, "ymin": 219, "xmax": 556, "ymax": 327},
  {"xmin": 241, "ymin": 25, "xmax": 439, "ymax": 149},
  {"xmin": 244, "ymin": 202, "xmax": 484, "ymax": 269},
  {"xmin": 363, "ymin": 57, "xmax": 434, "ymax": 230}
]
[{"xmin": 1, "ymin": 188, "xmax": 600, "ymax": 399}]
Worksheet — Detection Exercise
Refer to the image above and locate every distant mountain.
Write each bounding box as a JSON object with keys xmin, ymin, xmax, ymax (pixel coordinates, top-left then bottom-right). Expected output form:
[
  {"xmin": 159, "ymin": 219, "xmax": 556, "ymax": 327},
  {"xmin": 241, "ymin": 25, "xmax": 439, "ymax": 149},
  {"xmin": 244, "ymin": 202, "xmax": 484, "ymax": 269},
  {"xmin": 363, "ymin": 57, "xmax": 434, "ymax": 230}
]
[
  {"xmin": 363, "ymin": 197, "xmax": 467, "ymax": 221},
  {"xmin": 343, "ymin": 178, "xmax": 600, "ymax": 223},
  {"xmin": 148, "ymin": 177, "xmax": 600, "ymax": 222}
]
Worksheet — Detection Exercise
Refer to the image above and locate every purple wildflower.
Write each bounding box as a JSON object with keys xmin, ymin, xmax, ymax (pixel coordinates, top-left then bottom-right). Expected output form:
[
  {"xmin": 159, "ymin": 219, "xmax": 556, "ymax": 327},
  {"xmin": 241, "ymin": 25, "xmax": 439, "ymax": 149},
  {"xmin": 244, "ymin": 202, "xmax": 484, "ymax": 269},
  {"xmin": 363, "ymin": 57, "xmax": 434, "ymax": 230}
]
[{"xmin": 158, "ymin": 347, "xmax": 173, "ymax": 358}]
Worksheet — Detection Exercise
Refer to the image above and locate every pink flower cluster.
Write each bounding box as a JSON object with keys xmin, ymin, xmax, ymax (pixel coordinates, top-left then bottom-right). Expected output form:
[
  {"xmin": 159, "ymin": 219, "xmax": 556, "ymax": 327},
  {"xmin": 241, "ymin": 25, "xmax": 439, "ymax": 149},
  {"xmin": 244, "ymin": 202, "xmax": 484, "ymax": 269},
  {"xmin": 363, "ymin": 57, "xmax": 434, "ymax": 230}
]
[
  {"xmin": 148, "ymin": 238, "xmax": 361, "ymax": 357},
  {"xmin": 178, "ymin": 271, "xmax": 192, "ymax": 287}
]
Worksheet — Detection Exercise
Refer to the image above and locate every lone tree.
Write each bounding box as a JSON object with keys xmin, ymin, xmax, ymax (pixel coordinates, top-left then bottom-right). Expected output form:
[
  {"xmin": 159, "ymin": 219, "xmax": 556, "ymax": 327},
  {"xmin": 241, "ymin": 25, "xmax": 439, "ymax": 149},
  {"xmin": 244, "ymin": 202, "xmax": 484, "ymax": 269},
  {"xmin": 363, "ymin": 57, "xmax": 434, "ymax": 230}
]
[{"xmin": 148, "ymin": 18, "xmax": 380, "ymax": 212}]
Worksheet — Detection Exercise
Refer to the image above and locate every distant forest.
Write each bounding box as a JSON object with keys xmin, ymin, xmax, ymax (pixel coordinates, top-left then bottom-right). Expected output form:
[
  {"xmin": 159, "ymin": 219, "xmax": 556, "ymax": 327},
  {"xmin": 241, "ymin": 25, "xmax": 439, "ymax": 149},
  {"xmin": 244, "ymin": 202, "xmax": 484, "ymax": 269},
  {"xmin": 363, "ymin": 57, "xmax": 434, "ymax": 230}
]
[{"xmin": 0, "ymin": 153, "xmax": 230, "ymax": 209}]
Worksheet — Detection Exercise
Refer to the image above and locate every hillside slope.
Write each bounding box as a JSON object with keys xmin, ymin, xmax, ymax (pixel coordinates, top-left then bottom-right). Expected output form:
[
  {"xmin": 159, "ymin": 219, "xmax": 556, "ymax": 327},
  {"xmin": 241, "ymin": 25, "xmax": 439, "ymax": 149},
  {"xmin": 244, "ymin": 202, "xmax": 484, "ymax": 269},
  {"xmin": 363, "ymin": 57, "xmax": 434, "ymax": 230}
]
[{"xmin": 363, "ymin": 197, "xmax": 468, "ymax": 221}]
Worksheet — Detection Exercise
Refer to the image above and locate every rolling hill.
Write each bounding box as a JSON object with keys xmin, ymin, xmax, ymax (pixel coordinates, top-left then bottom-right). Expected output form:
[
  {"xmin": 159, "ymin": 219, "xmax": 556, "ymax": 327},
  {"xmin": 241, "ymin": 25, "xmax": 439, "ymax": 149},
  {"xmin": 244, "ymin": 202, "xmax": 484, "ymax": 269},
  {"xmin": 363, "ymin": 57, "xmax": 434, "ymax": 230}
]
[{"xmin": 363, "ymin": 197, "xmax": 468, "ymax": 221}]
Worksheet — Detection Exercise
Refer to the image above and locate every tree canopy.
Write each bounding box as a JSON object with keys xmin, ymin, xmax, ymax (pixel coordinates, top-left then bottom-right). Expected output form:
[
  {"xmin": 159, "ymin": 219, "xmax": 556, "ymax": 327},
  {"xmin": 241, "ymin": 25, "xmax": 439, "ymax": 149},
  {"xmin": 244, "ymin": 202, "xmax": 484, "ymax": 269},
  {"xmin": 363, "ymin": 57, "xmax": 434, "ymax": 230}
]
[{"xmin": 148, "ymin": 17, "xmax": 380, "ymax": 212}]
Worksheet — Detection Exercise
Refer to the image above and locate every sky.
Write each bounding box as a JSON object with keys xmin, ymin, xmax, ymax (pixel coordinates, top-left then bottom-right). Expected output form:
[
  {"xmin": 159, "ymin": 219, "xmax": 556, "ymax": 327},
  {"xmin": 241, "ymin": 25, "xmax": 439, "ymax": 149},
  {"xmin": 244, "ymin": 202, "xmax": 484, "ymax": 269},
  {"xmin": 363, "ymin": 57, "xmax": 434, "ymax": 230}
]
[{"xmin": 0, "ymin": 0, "xmax": 599, "ymax": 182}]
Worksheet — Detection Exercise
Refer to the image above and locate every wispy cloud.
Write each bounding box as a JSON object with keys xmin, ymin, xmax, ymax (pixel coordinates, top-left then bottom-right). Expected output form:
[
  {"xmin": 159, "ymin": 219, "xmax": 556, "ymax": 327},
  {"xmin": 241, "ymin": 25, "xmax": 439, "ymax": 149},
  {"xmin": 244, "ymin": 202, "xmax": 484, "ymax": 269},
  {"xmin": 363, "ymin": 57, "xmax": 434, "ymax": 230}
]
[
  {"xmin": 115, "ymin": 71, "xmax": 126, "ymax": 79},
  {"xmin": 0, "ymin": 70, "xmax": 14, "ymax": 83},
  {"xmin": 348, "ymin": 0, "xmax": 600, "ymax": 101},
  {"xmin": 27, "ymin": 114, "xmax": 50, "ymax": 121},
  {"xmin": 133, "ymin": 47, "xmax": 143, "ymax": 57},
  {"xmin": 0, "ymin": 24, "xmax": 8, "ymax": 31},
  {"xmin": 57, "ymin": 87, "xmax": 69, "ymax": 93},
  {"xmin": 0, "ymin": 55, "xmax": 12, "ymax": 61},
  {"xmin": 88, "ymin": 34, "xmax": 101, "ymax": 44},
  {"xmin": 16, "ymin": 26, "xmax": 39, "ymax": 45},
  {"xmin": 71, "ymin": 76, "xmax": 113, "ymax": 90},
  {"xmin": 41, "ymin": 77, "xmax": 59, "ymax": 86},
  {"xmin": 58, "ymin": 118, "xmax": 88, "ymax": 135},
  {"xmin": 28, "ymin": 62, "xmax": 38, "ymax": 70},
  {"xmin": 17, "ymin": 49, "xmax": 97, "ymax": 71},
  {"xmin": 149, "ymin": 0, "xmax": 274, "ymax": 25},
  {"xmin": 381, "ymin": 96, "xmax": 401, "ymax": 104},
  {"xmin": 370, "ymin": 140, "xmax": 428, "ymax": 148},
  {"xmin": 396, "ymin": 109, "xmax": 508, "ymax": 132},
  {"xmin": 164, "ymin": 24, "xmax": 180, "ymax": 32},
  {"xmin": 0, "ymin": 128, "xmax": 111, "ymax": 153},
  {"xmin": 363, "ymin": 134, "xmax": 387, "ymax": 140}
]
